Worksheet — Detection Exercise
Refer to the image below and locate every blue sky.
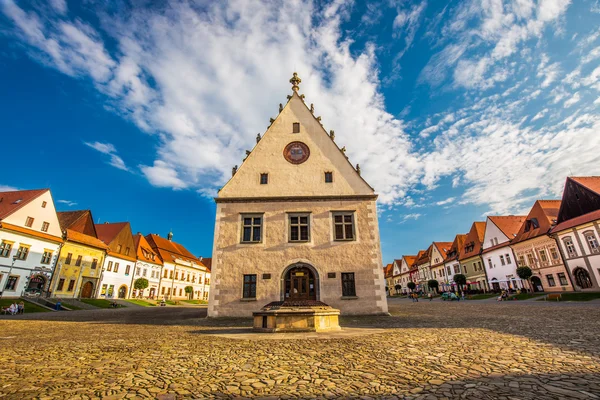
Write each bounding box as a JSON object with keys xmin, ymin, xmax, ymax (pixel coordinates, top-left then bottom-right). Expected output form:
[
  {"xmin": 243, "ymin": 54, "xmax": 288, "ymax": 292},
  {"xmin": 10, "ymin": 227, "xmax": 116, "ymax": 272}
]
[{"xmin": 1, "ymin": 0, "xmax": 600, "ymax": 264}]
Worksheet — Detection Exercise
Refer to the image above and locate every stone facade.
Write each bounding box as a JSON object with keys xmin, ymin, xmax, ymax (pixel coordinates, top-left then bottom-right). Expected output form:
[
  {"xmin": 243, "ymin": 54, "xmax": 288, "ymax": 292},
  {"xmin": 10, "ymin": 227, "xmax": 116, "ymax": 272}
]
[{"xmin": 208, "ymin": 74, "xmax": 387, "ymax": 317}]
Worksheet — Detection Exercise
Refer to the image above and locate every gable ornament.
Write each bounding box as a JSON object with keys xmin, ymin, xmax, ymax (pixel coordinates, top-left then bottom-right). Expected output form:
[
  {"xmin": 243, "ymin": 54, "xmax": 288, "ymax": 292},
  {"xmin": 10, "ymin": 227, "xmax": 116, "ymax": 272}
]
[
  {"xmin": 310, "ymin": 103, "xmax": 314, "ymax": 114},
  {"xmin": 256, "ymin": 133, "xmax": 261, "ymax": 143},
  {"xmin": 329, "ymin": 130, "xmax": 335, "ymax": 140},
  {"xmin": 232, "ymin": 165, "xmax": 238, "ymax": 177},
  {"xmin": 279, "ymin": 103, "xmax": 283, "ymax": 113},
  {"xmin": 290, "ymin": 72, "xmax": 301, "ymax": 92},
  {"xmin": 356, "ymin": 164, "xmax": 361, "ymax": 175},
  {"xmin": 341, "ymin": 146, "xmax": 347, "ymax": 158}
]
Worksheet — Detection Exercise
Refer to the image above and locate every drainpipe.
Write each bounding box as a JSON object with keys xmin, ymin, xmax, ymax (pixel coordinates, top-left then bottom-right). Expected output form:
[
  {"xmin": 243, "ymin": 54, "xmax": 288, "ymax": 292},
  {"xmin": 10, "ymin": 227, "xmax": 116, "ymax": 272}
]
[
  {"xmin": 170, "ymin": 264, "xmax": 177, "ymax": 300},
  {"xmin": 49, "ymin": 240, "xmax": 64, "ymax": 297}
]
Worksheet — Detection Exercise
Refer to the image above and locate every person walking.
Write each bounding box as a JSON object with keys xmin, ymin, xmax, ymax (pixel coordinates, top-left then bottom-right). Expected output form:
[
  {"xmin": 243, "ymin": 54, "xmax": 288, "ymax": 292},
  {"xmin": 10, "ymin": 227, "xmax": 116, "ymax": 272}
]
[{"xmin": 428, "ymin": 293, "xmax": 433, "ymax": 302}]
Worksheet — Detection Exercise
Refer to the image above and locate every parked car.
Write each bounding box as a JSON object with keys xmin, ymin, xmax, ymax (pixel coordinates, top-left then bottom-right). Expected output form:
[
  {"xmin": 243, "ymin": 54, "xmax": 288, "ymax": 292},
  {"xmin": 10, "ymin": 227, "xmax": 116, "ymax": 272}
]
[{"xmin": 441, "ymin": 292, "xmax": 458, "ymax": 301}]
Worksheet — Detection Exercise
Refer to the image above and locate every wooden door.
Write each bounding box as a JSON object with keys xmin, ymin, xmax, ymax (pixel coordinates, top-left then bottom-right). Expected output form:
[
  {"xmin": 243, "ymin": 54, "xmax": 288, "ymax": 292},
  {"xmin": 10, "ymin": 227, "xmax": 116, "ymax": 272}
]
[
  {"xmin": 80, "ymin": 282, "xmax": 93, "ymax": 298},
  {"xmin": 290, "ymin": 272, "xmax": 309, "ymax": 300}
]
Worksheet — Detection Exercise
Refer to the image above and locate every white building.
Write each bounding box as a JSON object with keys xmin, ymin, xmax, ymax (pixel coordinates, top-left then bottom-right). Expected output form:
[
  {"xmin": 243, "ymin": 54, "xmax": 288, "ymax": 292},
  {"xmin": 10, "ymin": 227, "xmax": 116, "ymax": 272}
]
[
  {"xmin": 146, "ymin": 233, "xmax": 210, "ymax": 301},
  {"xmin": 443, "ymin": 234, "xmax": 467, "ymax": 291},
  {"xmin": 482, "ymin": 216, "xmax": 527, "ymax": 291},
  {"xmin": 431, "ymin": 242, "xmax": 452, "ymax": 292},
  {"xmin": 551, "ymin": 177, "xmax": 600, "ymax": 291},
  {"xmin": 130, "ymin": 233, "xmax": 163, "ymax": 299},
  {"xmin": 95, "ymin": 222, "xmax": 137, "ymax": 299},
  {"xmin": 0, "ymin": 189, "xmax": 62, "ymax": 297}
]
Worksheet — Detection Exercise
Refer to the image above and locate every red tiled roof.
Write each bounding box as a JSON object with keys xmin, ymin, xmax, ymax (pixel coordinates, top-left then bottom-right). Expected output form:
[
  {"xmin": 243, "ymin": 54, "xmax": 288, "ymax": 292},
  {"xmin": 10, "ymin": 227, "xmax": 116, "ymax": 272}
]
[
  {"xmin": 0, "ymin": 189, "xmax": 48, "ymax": 220},
  {"xmin": 199, "ymin": 257, "xmax": 211, "ymax": 272},
  {"xmin": 57, "ymin": 211, "xmax": 88, "ymax": 231},
  {"xmin": 95, "ymin": 222, "xmax": 129, "ymax": 245},
  {"xmin": 444, "ymin": 234, "xmax": 467, "ymax": 262},
  {"xmin": 488, "ymin": 215, "xmax": 527, "ymax": 239},
  {"xmin": 403, "ymin": 255, "xmax": 417, "ymax": 267},
  {"xmin": 432, "ymin": 242, "xmax": 453, "ymax": 266},
  {"xmin": 416, "ymin": 245, "xmax": 432, "ymax": 266},
  {"xmin": 551, "ymin": 209, "xmax": 600, "ymax": 234},
  {"xmin": 383, "ymin": 263, "xmax": 394, "ymax": 278},
  {"xmin": 65, "ymin": 229, "xmax": 108, "ymax": 250},
  {"xmin": 145, "ymin": 234, "xmax": 200, "ymax": 266},
  {"xmin": 134, "ymin": 233, "xmax": 163, "ymax": 265},
  {"xmin": 512, "ymin": 200, "xmax": 561, "ymax": 243},
  {"xmin": 459, "ymin": 222, "xmax": 486, "ymax": 261},
  {"xmin": 571, "ymin": 177, "xmax": 600, "ymax": 196}
]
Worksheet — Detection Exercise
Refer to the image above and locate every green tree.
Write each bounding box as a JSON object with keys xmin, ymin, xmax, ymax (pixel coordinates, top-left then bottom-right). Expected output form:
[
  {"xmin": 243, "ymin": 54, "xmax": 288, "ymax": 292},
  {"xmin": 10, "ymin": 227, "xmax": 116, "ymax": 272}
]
[
  {"xmin": 184, "ymin": 285, "xmax": 194, "ymax": 300},
  {"xmin": 407, "ymin": 281, "xmax": 416, "ymax": 292},
  {"xmin": 394, "ymin": 283, "xmax": 402, "ymax": 295},
  {"xmin": 516, "ymin": 266, "xmax": 533, "ymax": 292},
  {"xmin": 453, "ymin": 274, "xmax": 467, "ymax": 294},
  {"xmin": 427, "ymin": 279, "xmax": 439, "ymax": 293},
  {"xmin": 134, "ymin": 278, "xmax": 149, "ymax": 298}
]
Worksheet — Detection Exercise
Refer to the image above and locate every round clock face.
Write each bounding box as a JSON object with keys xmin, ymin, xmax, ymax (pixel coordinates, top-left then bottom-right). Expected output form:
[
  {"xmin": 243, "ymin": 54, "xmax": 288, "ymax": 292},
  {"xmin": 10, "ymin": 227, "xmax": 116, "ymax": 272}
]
[{"xmin": 283, "ymin": 141, "xmax": 310, "ymax": 164}]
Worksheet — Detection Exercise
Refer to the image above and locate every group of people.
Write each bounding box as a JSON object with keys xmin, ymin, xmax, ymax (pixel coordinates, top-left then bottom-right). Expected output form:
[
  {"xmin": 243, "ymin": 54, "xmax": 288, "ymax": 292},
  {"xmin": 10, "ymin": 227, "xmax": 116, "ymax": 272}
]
[{"xmin": 2, "ymin": 301, "xmax": 25, "ymax": 315}]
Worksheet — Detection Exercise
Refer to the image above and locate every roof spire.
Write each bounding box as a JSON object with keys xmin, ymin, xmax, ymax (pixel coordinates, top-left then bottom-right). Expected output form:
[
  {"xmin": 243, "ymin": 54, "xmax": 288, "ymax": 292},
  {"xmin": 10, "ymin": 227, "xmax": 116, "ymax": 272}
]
[{"xmin": 290, "ymin": 72, "xmax": 301, "ymax": 92}]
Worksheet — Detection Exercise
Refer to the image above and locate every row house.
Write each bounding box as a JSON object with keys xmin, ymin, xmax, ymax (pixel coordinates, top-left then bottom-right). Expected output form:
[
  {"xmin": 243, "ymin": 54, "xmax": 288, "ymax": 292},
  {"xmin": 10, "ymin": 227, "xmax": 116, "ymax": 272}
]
[
  {"xmin": 551, "ymin": 177, "xmax": 600, "ymax": 291},
  {"xmin": 443, "ymin": 234, "xmax": 467, "ymax": 290},
  {"xmin": 383, "ymin": 263, "xmax": 394, "ymax": 294},
  {"xmin": 482, "ymin": 215, "xmax": 526, "ymax": 291},
  {"xmin": 95, "ymin": 222, "xmax": 138, "ymax": 299},
  {"xmin": 430, "ymin": 241, "xmax": 452, "ymax": 292},
  {"xmin": 415, "ymin": 245, "xmax": 432, "ymax": 292},
  {"xmin": 511, "ymin": 200, "xmax": 573, "ymax": 292},
  {"xmin": 147, "ymin": 233, "xmax": 211, "ymax": 301},
  {"xmin": 459, "ymin": 222, "xmax": 488, "ymax": 291},
  {"xmin": 50, "ymin": 210, "xmax": 108, "ymax": 298},
  {"xmin": 0, "ymin": 189, "xmax": 62, "ymax": 296},
  {"xmin": 398, "ymin": 255, "xmax": 417, "ymax": 294},
  {"xmin": 130, "ymin": 233, "xmax": 163, "ymax": 299},
  {"xmin": 410, "ymin": 250, "xmax": 425, "ymax": 289}
]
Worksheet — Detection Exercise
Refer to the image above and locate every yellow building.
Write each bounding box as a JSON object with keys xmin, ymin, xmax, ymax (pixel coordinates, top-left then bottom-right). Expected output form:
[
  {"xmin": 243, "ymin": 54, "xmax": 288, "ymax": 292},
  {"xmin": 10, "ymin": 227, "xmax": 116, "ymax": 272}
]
[{"xmin": 50, "ymin": 210, "xmax": 108, "ymax": 298}]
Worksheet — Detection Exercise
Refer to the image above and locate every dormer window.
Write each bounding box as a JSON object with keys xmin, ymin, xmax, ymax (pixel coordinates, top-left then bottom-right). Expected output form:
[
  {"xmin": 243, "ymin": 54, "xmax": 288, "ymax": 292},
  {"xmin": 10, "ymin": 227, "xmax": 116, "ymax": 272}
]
[
  {"xmin": 325, "ymin": 172, "xmax": 333, "ymax": 183},
  {"xmin": 260, "ymin": 173, "xmax": 268, "ymax": 185},
  {"xmin": 117, "ymin": 244, "xmax": 122, "ymax": 253},
  {"xmin": 293, "ymin": 122, "xmax": 300, "ymax": 133}
]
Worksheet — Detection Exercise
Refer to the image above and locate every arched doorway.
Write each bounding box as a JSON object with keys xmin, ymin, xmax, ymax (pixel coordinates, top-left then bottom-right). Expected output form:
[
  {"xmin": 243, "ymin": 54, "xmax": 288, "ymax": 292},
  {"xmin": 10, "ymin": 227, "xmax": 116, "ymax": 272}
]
[
  {"xmin": 531, "ymin": 276, "xmax": 543, "ymax": 292},
  {"xmin": 118, "ymin": 285, "xmax": 127, "ymax": 299},
  {"xmin": 574, "ymin": 268, "xmax": 593, "ymax": 289},
  {"xmin": 491, "ymin": 278, "xmax": 500, "ymax": 291},
  {"xmin": 149, "ymin": 288, "xmax": 156, "ymax": 299},
  {"xmin": 282, "ymin": 263, "xmax": 319, "ymax": 301},
  {"xmin": 27, "ymin": 275, "xmax": 46, "ymax": 291},
  {"xmin": 80, "ymin": 281, "xmax": 94, "ymax": 298}
]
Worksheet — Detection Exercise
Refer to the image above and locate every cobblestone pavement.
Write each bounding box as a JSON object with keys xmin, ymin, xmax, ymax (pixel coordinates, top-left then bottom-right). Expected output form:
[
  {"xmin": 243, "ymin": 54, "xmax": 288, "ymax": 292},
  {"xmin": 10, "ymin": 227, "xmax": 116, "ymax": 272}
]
[{"xmin": 2, "ymin": 299, "xmax": 600, "ymax": 399}]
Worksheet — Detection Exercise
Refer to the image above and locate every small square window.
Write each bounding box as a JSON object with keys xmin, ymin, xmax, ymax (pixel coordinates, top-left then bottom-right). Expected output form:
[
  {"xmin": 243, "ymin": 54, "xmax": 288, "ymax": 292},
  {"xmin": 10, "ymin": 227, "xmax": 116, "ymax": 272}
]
[
  {"xmin": 260, "ymin": 173, "xmax": 268, "ymax": 185},
  {"xmin": 41, "ymin": 222, "xmax": 49, "ymax": 232},
  {"xmin": 41, "ymin": 201, "xmax": 47, "ymax": 208},
  {"xmin": 293, "ymin": 122, "xmax": 300, "ymax": 133},
  {"xmin": 25, "ymin": 217, "xmax": 34, "ymax": 227},
  {"xmin": 325, "ymin": 172, "xmax": 333, "ymax": 183},
  {"xmin": 333, "ymin": 212, "xmax": 355, "ymax": 241},
  {"xmin": 241, "ymin": 214, "xmax": 262, "ymax": 243}
]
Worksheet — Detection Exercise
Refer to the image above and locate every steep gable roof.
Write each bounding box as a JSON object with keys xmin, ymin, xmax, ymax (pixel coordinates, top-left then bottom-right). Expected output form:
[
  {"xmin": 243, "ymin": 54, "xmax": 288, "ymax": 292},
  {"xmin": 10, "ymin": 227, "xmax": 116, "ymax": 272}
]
[
  {"xmin": 459, "ymin": 222, "xmax": 486, "ymax": 261},
  {"xmin": 412, "ymin": 250, "xmax": 426, "ymax": 270},
  {"xmin": 488, "ymin": 215, "xmax": 527, "ymax": 240},
  {"xmin": 95, "ymin": 222, "xmax": 129, "ymax": 244},
  {"xmin": 416, "ymin": 245, "xmax": 433, "ymax": 266},
  {"xmin": 432, "ymin": 242, "xmax": 453, "ymax": 266},
  {"xmin": 134, "ymin": 233, "xmax": 163, "ymax": 265},
  {"xmin": 199, "ymin": 257, "xmax": 211, "ymax": 272},
  {"xmin": 556, "ymin": 176, "xmax": 600, "ymax": 224},
  {"xmin": 383, "ymin": 263, "xmax": 393, "ymax": 278},
  {"xmin": 0, "ymin": 189, "xmax": 47, "ymax": 220},
  {"xmin": 512, "ymin": 200, "xmax": 561, "ymax": 243},
  {"xmin": 445, "ymin": 234, "xmax": 467, "ymax": 262},
  {"xmin": 145, "ymin": 234, "xmax": 200, "ymax": 266},
  {"xmin": 217, "ymin": 74, "xmax": 374, "ymax": 200},
  {"xmin": 571, "ymin": 176, "xmax": 600, "ymax": 195},
  {"xmin": 402, "ymin": 255, "xmax": 417, "ymax": 269}
]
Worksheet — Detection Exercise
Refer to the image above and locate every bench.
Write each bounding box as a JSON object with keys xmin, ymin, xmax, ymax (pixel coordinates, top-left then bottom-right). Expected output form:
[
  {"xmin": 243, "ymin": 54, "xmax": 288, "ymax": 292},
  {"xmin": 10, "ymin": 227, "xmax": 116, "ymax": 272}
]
[{"xmin": 546, "ymin": 293, "xmax": 561, "ymax": 301}]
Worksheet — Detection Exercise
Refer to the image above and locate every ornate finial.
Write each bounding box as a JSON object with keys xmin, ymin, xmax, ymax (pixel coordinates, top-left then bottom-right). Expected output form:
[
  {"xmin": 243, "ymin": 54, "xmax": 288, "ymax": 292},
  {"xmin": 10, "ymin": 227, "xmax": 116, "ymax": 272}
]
[
  {"xmin": 256, "ymin": 133, "xmax": 261, "ymax": 143},
  {"xmin": 246, "ymin": 150, "xmax": 251, "ymax": 156},
  {"xmin": 356, "ymin": 164, "xmax": 361, "ymax": 175},
  {"xmin": 316, "ymin": 116, "xmax": 322, "ymax": 124},
  {"xmin": 290, "ymin": 72, "xmax": 301, "ymax": 92},
  {"xmin": 300, "ymin": 94, "xmax": 305, "ymax": 102},
  {"xmin": 167, "ymin": 230, "xmax": 173, "ymax": 241},
  {"xmin": 310, "ymin": 103, "xmax": 314, "ymax": 114},
  {"xmin": 341, "ymin": 146, "xmax": 346, "ymax": 156},
  {"xmin": 287, "ymin": 95, "xmax": 292, "ymax": 100},
  {"xmin": 232, "ymin": 165, "xmax": 238, "ymax": 176},
  {"xmin": 269, "ymin": 117, "xmax": 275, "ymax": 124},
  {"xmin": 279, "ymin": 103, "xmax": 283, "ymax": 113},
  {"xmin": 329, "ymin": 130, "xmax": 335, "ymax": 140}
]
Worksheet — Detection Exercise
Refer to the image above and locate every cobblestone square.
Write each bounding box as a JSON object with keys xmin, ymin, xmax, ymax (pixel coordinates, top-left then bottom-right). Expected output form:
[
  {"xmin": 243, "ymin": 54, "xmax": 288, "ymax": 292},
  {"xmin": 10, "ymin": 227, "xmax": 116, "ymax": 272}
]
[{"xmin": 2, "ymin": 299, "xmax": 600, "ymax": 399}]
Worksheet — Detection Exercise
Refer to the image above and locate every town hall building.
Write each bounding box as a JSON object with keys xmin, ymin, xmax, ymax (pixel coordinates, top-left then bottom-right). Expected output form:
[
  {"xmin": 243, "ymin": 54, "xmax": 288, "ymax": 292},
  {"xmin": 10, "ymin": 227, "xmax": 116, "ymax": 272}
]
[{"xmin": 208, "ymin": 73, "xmax": 388, "ymax": 317}]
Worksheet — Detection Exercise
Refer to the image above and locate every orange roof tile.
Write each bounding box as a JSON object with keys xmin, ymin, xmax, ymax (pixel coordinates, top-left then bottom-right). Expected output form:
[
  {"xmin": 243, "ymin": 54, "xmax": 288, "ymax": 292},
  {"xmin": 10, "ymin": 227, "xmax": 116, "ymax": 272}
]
[
  {"xmin": 134, "ymin": 233, "xmax": 163, "ymax": 265},
  {"xmin": 512, "ymin": 200, "xmax": 561, "ymax": 243},
  {"xmin": 416, "ymin": 245, "xmax": 433, "ymax": 266},
  {"xmin": 0, "ymin": 189, "xmax": 48, "ymax": 220},
  {"xmin": 383, "ymin": 263, "xmax": 394, "ymax": 278},
  {"xmin": 403, "ymin": 255, "xmax": 417, "ymax": 267},
  {"xmin": 145, "ymin": 234, "xmax": 200, "ymax": 266},
  {"xmin": 445, "ymin": 234, "xmax": 467, "ymax": 262},
  {"xmin": 571, "ymin": 177, "xmax": 600, "ymax": 196},
  {"xmin": 458, "ymin": 222, "xmax": 486, "ymax": 261},
  {"xmin": 65, "ymin": 229, "xmax": 108, "ymax": 250},
  {"xmin": 488, "ymin": 215, "xmax": 527, "ymax": 240},
  {"xmin": 95, "ymin": 222, "xmax": 129, "ymax": 244}
]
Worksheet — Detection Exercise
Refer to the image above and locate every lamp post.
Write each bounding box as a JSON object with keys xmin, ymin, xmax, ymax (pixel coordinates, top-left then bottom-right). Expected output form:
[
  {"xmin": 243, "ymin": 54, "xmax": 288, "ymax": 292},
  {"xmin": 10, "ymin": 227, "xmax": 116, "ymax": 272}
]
[{"xmin": 3, "ymin": 255, "xmax": 18, "ymax": 293}]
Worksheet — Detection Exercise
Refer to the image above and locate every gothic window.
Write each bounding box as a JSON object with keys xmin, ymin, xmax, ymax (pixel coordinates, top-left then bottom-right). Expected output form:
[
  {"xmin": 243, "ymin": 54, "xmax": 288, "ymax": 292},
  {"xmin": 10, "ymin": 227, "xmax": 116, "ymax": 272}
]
[
  {"xmin": 333, "ymin": 212, "xmax": 355, "ymax": 241},
  {"xmin": 289, "ymin": 214, "xmax": 310, "ymax": 242}
]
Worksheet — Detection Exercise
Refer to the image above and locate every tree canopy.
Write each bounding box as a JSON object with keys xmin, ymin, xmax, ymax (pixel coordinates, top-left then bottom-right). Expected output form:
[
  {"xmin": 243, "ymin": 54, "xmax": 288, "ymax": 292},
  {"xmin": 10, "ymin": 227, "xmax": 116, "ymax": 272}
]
[{"xmin": 134, "ymin": 278, "xmax": 149, "ymax": 290}]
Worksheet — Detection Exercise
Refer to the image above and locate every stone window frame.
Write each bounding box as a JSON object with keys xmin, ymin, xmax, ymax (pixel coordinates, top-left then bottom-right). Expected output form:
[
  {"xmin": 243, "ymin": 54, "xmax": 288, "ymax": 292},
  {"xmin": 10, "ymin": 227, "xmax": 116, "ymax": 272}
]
[
  {"xmin": 4, "ymin": 275, "xmax": 19, "ymax": 291},
  {"xmin": 41, "ymin": 221, "xmax": 50, "ymax": 232},
  {"xmin": 583, "ymin": 230, "xmax": 600, "ymax": 254},
  {"xmin": 499, "ymin": 255, "xmax": 505, "ymax": 266},
  {"xmin": 324, "ymin": 171, "xmax": 333, "ymax": 183},
  {"xmin": 25, "ymin": 216, "xmax": 34, "ymax": 228},
  {"xmin": 332, "ymin": 211, "xmax": 356, "ymax": 241},
  {"xmin": 538, "ymin": 249, "xmax": 548, "ymax": 263},
  {"xmin": 0, "ymin": 240, "xmax": 13, "ymax": 258},
  {"xmin": 546, "ymin": 274, "xmax": 556, "ymax": 287},
  {"xmin": 557, "ymin": 272, "xmax": 568, "ymax": 286},
  {"xmin": 260, "ymin": 173, "xmax": 269, "ymax": 185},
  {"xmin": 240, "ymin": 213, "xmax": 264, "ymax": 244},
  {"xmin": 562, "ymin": 236, "xmax": 578, "ymax": 258},
  {"xmin": 40, "ymin": 250, "xmax": 53, "ymax": 265},
  {"xmin": 67, "ymin": 279, "xmax": 76, "ymax": 292},
  {"xmin": 15, "ymin": 244, "xmax": 30, "ymax": 261},
  {"xmin": 288, "ymin": 212, "xmax": 311, "ymax": 243},
  {"xmin": 292, "ymin": 122, "xmax": 300, "ymax": 133},
  {"xmin": 550, "ymin": 247, "xmax": 560, "ymax": 260},
  {"xmin": 341, "ymin": 272, "xmax": 357, "ymax": 297},
  {"xmin": 242, "ymin": 274, "xmax": 257, "ymax": 299}
]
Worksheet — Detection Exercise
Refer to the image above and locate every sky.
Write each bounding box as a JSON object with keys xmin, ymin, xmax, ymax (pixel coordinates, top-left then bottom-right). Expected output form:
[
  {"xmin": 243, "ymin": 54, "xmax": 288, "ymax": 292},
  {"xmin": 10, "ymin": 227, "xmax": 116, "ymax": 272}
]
[{"xmin": 1, "ymin": 0, "xmax": 600, "ymax": 264}]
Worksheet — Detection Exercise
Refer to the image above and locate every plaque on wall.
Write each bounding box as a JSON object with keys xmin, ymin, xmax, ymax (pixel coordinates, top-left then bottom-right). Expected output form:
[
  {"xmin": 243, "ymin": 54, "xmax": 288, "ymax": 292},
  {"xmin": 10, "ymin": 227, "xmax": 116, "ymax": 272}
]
[{"xmin": 283, "ymin": 141, "xmax": 310, "ymax": 164}]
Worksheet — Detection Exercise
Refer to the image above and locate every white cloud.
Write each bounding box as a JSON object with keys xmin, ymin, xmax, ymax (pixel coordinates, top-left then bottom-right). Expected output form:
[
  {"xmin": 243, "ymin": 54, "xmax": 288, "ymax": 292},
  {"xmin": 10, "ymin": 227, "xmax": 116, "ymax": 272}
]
[
  {"xmin": 436, "ymin": 197, "xmax": 456, "ymax": 206},
  {"xmin": 57, "ymin": 199, "xmax": 77, "ymax": 207},
  {"xmin": 531, "ymin": 108, "xmax": 548, "ymax": 121},
  {"xmin": 563, "ymin": 92, "xmax": 581, "ymax": 108},
  {"xmin": 400, "ymin": 213, "xmax": 423, "ymax": 223},
  {"xmin": 0, "ymin": 185, "xmax": 19, "ymax": 192},
  {"xmin": 84, "ymin": 141, "xmax": 129, "ymax": 171},
  {"xmin": 49, "ymin": 0, "xmax": 67, "ymax": 15}
]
